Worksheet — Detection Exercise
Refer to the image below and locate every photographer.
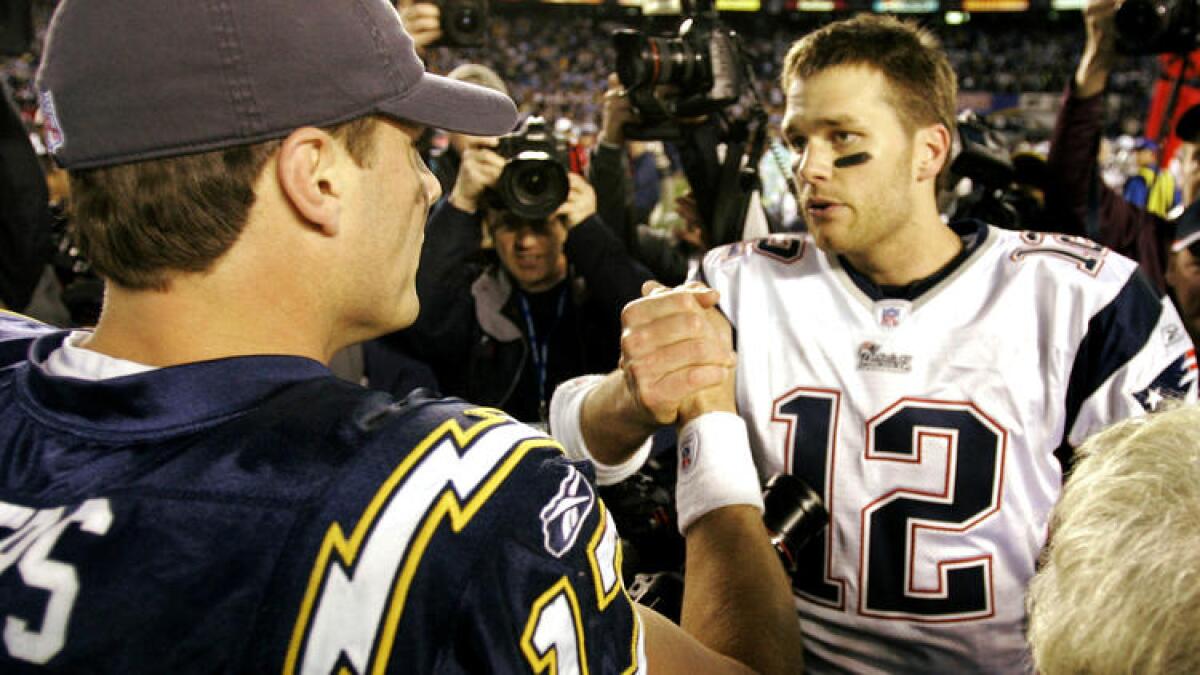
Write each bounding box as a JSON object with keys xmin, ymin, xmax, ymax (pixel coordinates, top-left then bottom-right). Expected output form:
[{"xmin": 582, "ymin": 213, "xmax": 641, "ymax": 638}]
[
  {"xmin": 590, "ymin": 79, "xmax": 770, "ymax": 285},
  {"xmin": 1048, "ymin": 0, "xmax": 1192, "ymax": 296},
  {"xmin": 591, "ymin": 73, "xmax": 701, "ymax": 285},
  {"xmin": 390, "ymin": 125, "xmax": 651, "ymax": 424}
]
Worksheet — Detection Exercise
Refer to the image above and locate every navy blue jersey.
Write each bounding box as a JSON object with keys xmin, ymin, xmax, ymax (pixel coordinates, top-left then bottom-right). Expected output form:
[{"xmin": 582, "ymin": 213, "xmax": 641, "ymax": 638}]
[{"xmin": 0, "ymin": 313, "xmax": 645, "ymax": 673}]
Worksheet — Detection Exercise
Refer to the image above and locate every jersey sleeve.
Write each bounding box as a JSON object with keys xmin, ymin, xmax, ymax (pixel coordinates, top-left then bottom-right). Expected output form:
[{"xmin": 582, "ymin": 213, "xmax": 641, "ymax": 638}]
[
  {"xmin": 444, "ymin": 446, "xmax": 647, "ymax": 674},
  {"xmin": 1066, "ymin": 272, "xmax": 1198, "ymax": 448}
]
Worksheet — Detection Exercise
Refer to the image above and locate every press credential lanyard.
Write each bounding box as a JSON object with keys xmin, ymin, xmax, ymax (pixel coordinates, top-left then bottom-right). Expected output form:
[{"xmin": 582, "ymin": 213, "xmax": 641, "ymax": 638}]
[{"xmin": 518, "ymin": 287, "xmax": 568, "ymax": 422}]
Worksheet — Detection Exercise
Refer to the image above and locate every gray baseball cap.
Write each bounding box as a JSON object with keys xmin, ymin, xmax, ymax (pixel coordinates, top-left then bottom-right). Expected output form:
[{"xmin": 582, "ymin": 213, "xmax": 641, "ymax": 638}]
[{"xmin": 35, "ymin": 0, "xmax": 519, "ymax": 170}]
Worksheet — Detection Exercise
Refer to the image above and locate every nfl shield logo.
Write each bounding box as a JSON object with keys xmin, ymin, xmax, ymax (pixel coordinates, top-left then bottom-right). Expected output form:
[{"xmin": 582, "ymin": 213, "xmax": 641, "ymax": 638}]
[
  {"xmin": 679, "ymin": 428, "xmax": 699, "ymax": 473},
  {"xmin": 874, "ymin": 300, "xmax": 911, "ymax": 329}
]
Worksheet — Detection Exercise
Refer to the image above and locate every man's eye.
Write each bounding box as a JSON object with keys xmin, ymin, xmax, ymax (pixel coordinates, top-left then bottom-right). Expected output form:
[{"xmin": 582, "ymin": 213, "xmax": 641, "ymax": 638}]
[{"xmin": 833, "ymin": 131, "xmax": 860, "ymax": 145}]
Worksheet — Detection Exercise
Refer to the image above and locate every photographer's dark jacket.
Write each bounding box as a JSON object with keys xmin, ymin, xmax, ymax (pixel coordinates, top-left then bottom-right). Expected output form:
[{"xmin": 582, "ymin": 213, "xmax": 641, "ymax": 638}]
[
  {"xmin": 1045, "ymin": 82, "xmax": 1175, "ymax": 293},
  {"xmin": 370, "ymin": 199, "xmax": 651, "ymax": 423},
  {"xmin": 589, "ymin": 143, "xmax": 694, "ymax": 286}
]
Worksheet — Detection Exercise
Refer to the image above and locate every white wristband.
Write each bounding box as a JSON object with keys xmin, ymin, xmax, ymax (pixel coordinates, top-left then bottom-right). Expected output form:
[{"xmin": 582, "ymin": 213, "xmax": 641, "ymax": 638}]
[
  {"xmin": 549, "ymin": 375, "xmax": 652, "ymax": 485},
  {"xmin": 675, "ymin": 411, "xmax": 763, "ymax": 535}
]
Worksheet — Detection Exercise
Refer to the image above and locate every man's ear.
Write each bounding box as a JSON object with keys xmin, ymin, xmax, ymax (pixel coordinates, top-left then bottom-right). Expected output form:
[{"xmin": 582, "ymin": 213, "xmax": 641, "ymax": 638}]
[
  {"xmin": 914, "ymin": 123, "xmax": 953, "ymax": 183},
  {"xmin": 276, "ymin": 127, "xmax": 348, "ymax": 236}
]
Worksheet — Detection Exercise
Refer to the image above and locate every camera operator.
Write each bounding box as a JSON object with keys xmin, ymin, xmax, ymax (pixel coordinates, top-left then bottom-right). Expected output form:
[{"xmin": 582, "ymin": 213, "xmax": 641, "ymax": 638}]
[
  {"xmin": 590, "ymin": 72, "xmax": 768, "ymax": 285},
  {"xmin": 391, "ymin": 125, "xmax": 651, "ymax": 424},
  {"xmin": 1048, "ymin": 0, "xmax": 1200, "ymax": 349}
]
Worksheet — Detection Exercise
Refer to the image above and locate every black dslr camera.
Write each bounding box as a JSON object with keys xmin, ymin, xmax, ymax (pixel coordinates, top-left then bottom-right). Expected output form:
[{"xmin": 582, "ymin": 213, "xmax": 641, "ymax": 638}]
[
  {"xmin": 438, "ymin": 0, "xmax": 488, "ymax": 47},
  {"xmin": 486, "ymin": 116, "xmax": 571, "ymax": 222},
  {"xmin": 611, "ymin": 2, "xmax": 748, "ymax": 140},
  {"xmin": 1115, "ymin": 0, "xmax": 1200, "ymax": 54}
]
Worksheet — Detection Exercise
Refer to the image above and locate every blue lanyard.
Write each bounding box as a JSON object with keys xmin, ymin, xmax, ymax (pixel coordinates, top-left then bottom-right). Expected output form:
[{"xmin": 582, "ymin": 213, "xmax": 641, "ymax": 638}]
[{"xmin": 517, "ymin": 287, "xmax": 568, "ymax": 416}]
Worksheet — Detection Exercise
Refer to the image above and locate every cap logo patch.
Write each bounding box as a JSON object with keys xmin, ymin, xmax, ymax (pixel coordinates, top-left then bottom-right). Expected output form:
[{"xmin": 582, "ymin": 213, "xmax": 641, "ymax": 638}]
[
  {"xmin": 38, "ymin": 89, "xmax": 65, "ymax": 154},
  {"xmin": 540, "ymin": 466, "xmax": 595, "ymax": 558}
]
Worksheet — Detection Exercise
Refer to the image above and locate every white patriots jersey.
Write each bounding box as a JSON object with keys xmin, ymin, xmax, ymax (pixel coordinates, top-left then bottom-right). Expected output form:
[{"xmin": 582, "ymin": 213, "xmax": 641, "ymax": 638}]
[{"xmin": 698, "ymin": 224, "xmax": 1196, "ymax": 674}]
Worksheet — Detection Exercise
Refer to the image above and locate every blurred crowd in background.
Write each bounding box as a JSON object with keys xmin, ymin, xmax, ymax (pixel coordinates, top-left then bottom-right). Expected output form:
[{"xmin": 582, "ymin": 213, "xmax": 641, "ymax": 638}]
[{"xmin": 1, "ymin": 3, "xmax": 1164, "ymax": 213}]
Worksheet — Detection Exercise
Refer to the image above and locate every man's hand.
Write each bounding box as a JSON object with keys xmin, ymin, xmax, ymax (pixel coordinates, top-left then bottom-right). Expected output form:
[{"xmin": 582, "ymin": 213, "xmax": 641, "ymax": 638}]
[
  {"xmin": 397, "ymin": 1, "xmax": 443, "ymax": 54},
  {"xmin": 447, "ymin": 139, "xmax": 504, "ymax": 213},
  {"xmin": 554, "ymin": 173, "xmax": 598, "ymax": 228},
  {"xmin": 618, "ymin": 281, "xmax": 735, "ymax": 427},
  {"xmin": 600, "ymin": 73, "xmax": 638, "ymax": 147},
  {"xmin": 1076, "ymin": 0, "xmax": 1119, "ymax": 98}
]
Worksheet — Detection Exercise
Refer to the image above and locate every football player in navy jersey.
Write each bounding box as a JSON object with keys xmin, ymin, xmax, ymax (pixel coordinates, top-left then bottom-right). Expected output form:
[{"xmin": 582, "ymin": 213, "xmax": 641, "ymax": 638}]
[
  {"xmin": 551, "ymin": 13, "xmax": 1198, "ymax": 674},
  {"xmin": 0, "ymin": 1, "xmax": 804, "ymax": 673}
]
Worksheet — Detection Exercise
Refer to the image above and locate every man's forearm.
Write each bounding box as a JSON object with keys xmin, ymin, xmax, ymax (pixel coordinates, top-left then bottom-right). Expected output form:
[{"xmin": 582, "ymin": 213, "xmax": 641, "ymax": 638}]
[
  {"xmin": 579, "ymin": 370, "xmax": 660, "ymax": 465},
  {"xmin": 1074, "ymin": 48, "xmax": 1112, "ymax": 98},
  {"xmin": 680, "ymin": 506, "xmax": 805, "ymax": 675}
]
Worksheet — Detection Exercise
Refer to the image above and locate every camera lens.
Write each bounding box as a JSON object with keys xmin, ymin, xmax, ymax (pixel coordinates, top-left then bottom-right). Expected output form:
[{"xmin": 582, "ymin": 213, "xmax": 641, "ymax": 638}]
[
  {"xmin": 614, "ymin": 30, "xmax": 654, "ymax": 89},
  {"xmin": 657, "ymin": 37, "xmax": 702, "ymax": 90},
  {"xmin": 439, "ymin": 0, "xmax": 488, "ymax": 47},
  {"xmin": 499, "ymin": 156, "xmax": 569, "ymax": 222},
  {"xmin": 516, "ymin": 168, "xmax": 549, "ymax": 197},
  {"xmin": 452, "ymin": 7, "xmax": 478, "ymax": 33}
]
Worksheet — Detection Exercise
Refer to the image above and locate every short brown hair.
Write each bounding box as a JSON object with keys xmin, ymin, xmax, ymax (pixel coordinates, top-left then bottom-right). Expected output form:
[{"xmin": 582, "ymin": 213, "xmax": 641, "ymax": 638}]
[
  {"xmin": 782, "ymin": 15, "xmax": 957, "ymax": 139},
  {"xmin": 68, "ymin": 116, "xmax": 380, "ymax": 291}
]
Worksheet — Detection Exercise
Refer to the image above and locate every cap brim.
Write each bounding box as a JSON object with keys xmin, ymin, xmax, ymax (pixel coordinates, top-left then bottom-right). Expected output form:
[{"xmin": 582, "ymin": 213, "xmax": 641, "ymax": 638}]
[
  {"xmin": 1178, "ymin": 104, "xmax": 1200, "ymax": 143},
  {"xmin": 381, "ymin": 73, "xmax": 518, "ymax": 137},
  {"xmin": 1172, "ymin": 199, "xmax": 1200, "ymax": 252}
]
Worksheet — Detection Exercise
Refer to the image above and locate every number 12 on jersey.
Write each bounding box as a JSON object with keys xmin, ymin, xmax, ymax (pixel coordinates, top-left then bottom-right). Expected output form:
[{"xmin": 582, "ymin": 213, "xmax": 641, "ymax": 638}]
[{"xmin": 774, "ymin": 389, "xmax": 1007, "ymax": 622}]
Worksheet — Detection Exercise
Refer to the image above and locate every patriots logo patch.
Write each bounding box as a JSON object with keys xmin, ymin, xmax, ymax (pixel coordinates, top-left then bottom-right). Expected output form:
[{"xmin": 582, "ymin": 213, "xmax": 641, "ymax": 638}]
[
  {"xmin": 1134, "ymin": 350, "xmax": 1198, "ymax": 412},
  {"xmin": 540, "ymin": 466, "xmax": 595, "ymax": 558}
]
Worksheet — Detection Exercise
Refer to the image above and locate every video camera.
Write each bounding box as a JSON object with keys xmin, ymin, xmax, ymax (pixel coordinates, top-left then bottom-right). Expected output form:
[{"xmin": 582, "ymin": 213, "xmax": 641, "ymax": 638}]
[
  {"xmin": 944, "ymin": 111, "xmax": 1033, "ymax": 230},
  {"xmin": 1115, "ymin": 0, "xmax": 1200, "ymax": 54},
  {"xmin": 611, "ymin": 0, "xmax": 749, "ymax": 141},
  {"xmin": 485, "ymin": 116, "xmax": 571, "ymax": 222}
]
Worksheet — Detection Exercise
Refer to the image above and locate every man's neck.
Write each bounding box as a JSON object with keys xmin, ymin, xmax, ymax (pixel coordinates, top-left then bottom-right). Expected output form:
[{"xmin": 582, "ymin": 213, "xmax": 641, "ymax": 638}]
[
  {"xmin": 84, "ymin": 281, "xmax": 340, "ymax": 367},
  {"xmin": 842, "ymin": 212, "xmax": 964, "ymax": 288}
]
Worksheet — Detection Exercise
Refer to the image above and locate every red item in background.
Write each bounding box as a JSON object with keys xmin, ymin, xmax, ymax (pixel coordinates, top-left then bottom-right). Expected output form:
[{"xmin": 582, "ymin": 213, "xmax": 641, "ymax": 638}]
[{"xmin": 1145, "ymin": 51, "xmax": 1200, "ymax": 166}]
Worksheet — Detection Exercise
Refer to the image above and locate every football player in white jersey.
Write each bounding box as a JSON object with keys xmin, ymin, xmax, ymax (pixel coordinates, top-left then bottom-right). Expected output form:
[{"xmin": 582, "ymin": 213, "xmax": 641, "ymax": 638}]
[{"xmin": 550, "ymin": 13, "xmax": 1198, "ymax": 673}]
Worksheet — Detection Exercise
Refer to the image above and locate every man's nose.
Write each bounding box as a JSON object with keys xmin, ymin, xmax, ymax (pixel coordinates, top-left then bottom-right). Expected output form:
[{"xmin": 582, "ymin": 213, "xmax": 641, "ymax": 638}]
[
  {"xmin": 513, "ymin": 226, "xmax": 541, "ymax": 247},
  {"xmin": 797, "ymin": 145, "xmax": 833, "ymax": 185}
]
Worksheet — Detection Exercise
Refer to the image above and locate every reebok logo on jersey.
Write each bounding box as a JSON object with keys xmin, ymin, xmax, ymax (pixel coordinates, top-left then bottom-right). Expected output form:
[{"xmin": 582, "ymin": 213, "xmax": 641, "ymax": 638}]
[
  {"xmin": 857, "ymin": 341, "xmax": 912, "ymax": 373},
  {"xmin": 540, "ymin": 466, "xmax": 595, "ymax": 558},
  {"xmin": 1134, "ymin": 350, "xmax": 1198, "ymax": 412},
  {"xmin": 1163, "ymin": 324, "xmax": 1188, "ymax": 347}
]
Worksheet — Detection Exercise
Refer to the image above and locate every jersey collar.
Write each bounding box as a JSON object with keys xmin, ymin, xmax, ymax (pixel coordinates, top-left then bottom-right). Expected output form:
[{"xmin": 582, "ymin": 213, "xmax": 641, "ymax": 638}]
[
  {"xmin": 838, "ymin": 219, "xmax": 990, "ymax": 302},
  {"xmin": 16, "ymin": 332, "xmax": 335, "ymax": 437}
]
